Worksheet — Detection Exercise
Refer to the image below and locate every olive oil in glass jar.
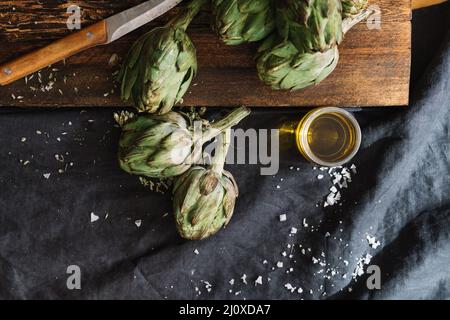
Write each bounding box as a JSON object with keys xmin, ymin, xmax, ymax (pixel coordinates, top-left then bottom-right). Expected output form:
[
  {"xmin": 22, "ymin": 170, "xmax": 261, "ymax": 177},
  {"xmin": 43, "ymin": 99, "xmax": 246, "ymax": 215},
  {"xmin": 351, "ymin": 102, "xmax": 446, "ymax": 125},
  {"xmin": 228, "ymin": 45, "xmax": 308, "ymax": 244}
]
[{"xmin": 284, "ymin": 107, "xmax": 361, "ymax": 167}]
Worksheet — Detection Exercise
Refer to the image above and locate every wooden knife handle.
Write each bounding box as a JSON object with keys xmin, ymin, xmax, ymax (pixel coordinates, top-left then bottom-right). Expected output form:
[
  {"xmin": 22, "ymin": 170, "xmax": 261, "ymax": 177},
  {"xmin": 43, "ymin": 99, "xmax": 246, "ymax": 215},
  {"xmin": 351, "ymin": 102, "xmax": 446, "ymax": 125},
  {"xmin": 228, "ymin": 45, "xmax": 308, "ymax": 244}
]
[
  {"xmin": 0, "ymin": 20, "xmax": 108, "ymax": 86},
  {"xmin": 412, "ymin": 0, "xmax": 447, "ymax": 9}
]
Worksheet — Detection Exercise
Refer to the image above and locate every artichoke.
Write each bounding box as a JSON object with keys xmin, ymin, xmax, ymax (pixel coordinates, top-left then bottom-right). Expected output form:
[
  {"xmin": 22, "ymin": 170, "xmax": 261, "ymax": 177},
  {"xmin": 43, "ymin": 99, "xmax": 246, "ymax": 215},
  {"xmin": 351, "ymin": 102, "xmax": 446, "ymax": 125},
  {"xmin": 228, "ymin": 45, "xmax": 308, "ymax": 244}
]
[
  {"xmin": 341, "ymin": 0, "xmax": 368, "ymax": 18},
  {"xmin": 119, "ymin": 0, "xmax": 208, "ymax": 114},
  {"xmin": 276, "ymin": 0, "xmax": 343, "ymax": 53},
  {"xmin": 173, "ymin": 129, "xmax": 238, "ymax": 240},
  {"xmin": 211, "ymin": 0, "xmax": 276, "ymax": 45},
  {"xmin": 257, "ymin": 34, "xmax": 339, "ymax": 91},
  {"xmin": 118, "ymin": 107, "xmax": 250, "ymax": 179},
  {"xmin": 257, "ymin": 9, "xmax": 372, "ymax": 91}
]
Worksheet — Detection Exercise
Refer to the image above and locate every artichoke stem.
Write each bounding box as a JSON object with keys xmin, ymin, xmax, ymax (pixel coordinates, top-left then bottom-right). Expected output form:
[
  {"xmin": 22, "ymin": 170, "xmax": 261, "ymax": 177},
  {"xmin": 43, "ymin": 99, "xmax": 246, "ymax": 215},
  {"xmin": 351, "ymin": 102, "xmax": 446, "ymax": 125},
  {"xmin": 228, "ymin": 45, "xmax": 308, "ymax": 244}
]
[
  {"xmin": 168, "ymin": 0, "xmax": 209, "ymax": 30},
  {"xmin": 342, "ymin": 8, "xmax": 374, "ymax": 34},
  {"xmin": 211, "ymin": 129, "xmax": 232, "ymax": 174},
  {"xmin": 201, "ymin": 107, "xmax": 251, "ymax": 144}
]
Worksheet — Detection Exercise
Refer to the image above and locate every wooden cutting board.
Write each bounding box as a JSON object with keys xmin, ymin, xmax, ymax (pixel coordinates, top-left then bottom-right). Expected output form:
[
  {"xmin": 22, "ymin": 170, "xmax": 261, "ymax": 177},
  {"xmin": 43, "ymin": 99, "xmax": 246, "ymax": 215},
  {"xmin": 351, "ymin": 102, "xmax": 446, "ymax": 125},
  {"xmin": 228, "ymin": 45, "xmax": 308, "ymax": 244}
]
[{"xmin": 0, "ymin": 0, "xmax": 411, "ymax": 108}]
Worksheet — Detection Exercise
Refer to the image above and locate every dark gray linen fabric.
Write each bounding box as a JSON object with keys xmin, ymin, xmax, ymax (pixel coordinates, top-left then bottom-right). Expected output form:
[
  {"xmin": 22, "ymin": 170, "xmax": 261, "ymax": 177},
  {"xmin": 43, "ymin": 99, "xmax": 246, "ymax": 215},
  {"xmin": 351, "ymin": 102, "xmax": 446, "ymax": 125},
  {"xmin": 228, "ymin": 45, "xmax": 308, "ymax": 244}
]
[{"xmin": 0, "ymin": 6, "xmax": 449, "ymax": 300}]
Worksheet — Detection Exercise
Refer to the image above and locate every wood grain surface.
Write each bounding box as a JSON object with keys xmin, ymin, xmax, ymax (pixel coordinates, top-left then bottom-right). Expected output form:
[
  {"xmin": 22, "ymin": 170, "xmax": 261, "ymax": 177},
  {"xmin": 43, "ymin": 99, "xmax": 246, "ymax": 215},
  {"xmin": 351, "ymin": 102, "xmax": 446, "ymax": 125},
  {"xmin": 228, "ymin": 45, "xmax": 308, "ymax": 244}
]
[{"xmin": 0, "ymin": 0, "xmax": 412, "ymax": 108}]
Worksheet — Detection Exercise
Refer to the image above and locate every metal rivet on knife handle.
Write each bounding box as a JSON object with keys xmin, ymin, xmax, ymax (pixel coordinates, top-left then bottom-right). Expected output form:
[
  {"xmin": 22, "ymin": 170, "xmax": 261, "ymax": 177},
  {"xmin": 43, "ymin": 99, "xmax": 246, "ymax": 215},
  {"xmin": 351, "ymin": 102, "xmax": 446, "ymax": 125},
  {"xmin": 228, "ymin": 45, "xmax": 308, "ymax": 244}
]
[{"xmin": 3, "ymin": 68, "xmax": 12, "ymax": 75}]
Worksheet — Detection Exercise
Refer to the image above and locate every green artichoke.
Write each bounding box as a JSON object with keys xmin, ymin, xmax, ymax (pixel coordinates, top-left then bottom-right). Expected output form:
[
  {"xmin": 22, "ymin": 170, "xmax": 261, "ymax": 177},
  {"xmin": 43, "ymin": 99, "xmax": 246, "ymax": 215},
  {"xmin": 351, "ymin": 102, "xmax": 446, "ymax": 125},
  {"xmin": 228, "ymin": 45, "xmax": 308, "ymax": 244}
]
[
  {"xmin": 211, "ymin": 0, "xmax": 276, "ymax": 45},
  {"xmin": 276, "ymin": 0, "xmax": 343, "ymax": 53},
  {"xmin": 257, "ymin": 9, "xmax": 372, "ymax": 91},
  {"xmin": 119, "ymin": 0, "xmax": 208, "ymax": 114},
  {"xmin": 257, "ymin": 34, "xmax": 339, "ymax": 91},
  {"xmin": 341, "ymin": 0, "xmax": 368, "ymax": 18},
  {"xmin": 118, "ymin": 107, "xmax": 250, "ymax": 179},
  {"xmin": 173, "ymin": 129, "xmax": 238, "ymax": 240}
]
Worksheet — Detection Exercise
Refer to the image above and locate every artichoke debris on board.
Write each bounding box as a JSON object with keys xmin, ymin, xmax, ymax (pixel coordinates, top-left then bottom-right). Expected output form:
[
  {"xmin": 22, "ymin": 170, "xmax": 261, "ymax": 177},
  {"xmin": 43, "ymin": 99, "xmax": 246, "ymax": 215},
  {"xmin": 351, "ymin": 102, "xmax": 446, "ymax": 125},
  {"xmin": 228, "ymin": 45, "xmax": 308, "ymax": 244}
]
[
  {"xmin": 257, "ymin": 8, "xmax": 373, "ymax": 91},
  {"xmin": 341, "ymin": 0, "xmax": 368, "ymax": 18},
  {"xmin": 119, "ymin": 0, "xmax": 208, "ymax": 114},
  {"xmin": 211, "ymin": 0, "xmax": 276, "ymax": 45},
  {"xmin": 118, "ymin": 107, "xmax": 250, "ymax": 179},
  {"xmin": 173, "ymin": 129, "xmax": 238, "ymax": 240},
  {"xmin": 276, "ymin": 0, "xmax": 344, "ymax": 54}
]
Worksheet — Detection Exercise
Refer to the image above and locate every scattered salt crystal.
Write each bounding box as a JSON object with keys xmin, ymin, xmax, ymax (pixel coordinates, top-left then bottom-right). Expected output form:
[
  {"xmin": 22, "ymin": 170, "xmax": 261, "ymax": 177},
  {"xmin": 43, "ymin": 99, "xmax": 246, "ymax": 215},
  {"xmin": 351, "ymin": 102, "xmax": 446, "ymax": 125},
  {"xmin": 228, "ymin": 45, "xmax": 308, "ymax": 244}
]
[
  {"xmin": 20, "ymin": 137, "xmax": 26, "ymax": 142},
  {"xmin": 284, "ymin": 283, "xmax": 296, "ymax": 293},
  {"xmin": 279, "ymin": 214, "xmax": 287, "ymax": 222},
  {"xmin": 43, "ymin": 173, "xmax": 51, "ymax": 179},
  {"xmin": 276, "ymin": 185, "xmax": 281, "ymax": 189},
  {"xmin": 255, "ymin": 276, "xmax": 263, "ymax": 286},
  {"xmin": 135, "ymin": 219, "xmax": 142, "ymax": 228},
  {"xmin": 241, "ymin": 274, "xmax": 247, "ymax": 284},
  {"xmin": 317, "ymin": 174, "xmax": 324, "ymax": 180},
  {"xmin": 290, "ymin": 227, "xmax": 298, "ymax": 234},
  {"xmin": 326, "ymin": 193, "xmax": 336, "ymax": 206},
  {"xmin": 352, "ymin": 253, "xmax": 372, "ymax": 278},
  {"xmin": 229, "ymin": 279, "xmax": 235, "ymax": 285},
  {"xmin": 366, "ymin": 234, "xmax": 381, "ymax": 249},
  {"xmin": 277, "ymin": 261, "xmax": 283, "ymax": 268},
  {"xmin": 282, "ymin": 251, "xmax": 287, "ymax": 257},
  {"xmin": 90, "ymin": 212, "xmax": 99, "ymax": 223},
  {"xmin": 194, "ymin": 249, "xmax": 199, "ymax": 255},
  {"xmin": 298, "ymin": 287, "xmax": 303, "ymax": 293},
  {"xmin": 302, "ymin": 218, "xmax": 308, "ymax": 227}
]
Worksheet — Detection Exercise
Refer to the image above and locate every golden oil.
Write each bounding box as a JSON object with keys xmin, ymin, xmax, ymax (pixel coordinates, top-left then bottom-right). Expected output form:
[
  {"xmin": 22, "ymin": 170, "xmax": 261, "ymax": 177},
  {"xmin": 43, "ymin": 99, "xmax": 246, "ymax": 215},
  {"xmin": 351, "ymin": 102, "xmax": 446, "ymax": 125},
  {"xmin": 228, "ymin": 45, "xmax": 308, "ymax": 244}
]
[{"xmin": 289, "ymin": 107, "xmax": 361, "ymax": 167}]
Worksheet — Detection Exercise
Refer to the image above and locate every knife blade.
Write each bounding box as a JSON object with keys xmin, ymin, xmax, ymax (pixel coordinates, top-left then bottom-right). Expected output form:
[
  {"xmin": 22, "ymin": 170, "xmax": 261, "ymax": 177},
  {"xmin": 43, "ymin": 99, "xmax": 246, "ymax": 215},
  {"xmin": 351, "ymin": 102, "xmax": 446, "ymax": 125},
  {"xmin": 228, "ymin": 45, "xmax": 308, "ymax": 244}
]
[
  {"xmin": 0, "ymin": 0, "xmax": 183, "ymax": 86},
  {"xmin": 106, "ymin": 0, "xmax": 183, "ymax": 43}
]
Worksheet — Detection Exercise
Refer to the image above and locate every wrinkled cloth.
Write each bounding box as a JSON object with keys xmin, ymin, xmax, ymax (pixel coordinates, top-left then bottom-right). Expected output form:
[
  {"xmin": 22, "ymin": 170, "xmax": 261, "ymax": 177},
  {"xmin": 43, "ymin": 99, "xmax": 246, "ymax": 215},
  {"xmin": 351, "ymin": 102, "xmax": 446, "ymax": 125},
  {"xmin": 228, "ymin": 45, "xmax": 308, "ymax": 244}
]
[{"xmin": 0, "ymin": 7, "xmax": 449, "ymax": 300}]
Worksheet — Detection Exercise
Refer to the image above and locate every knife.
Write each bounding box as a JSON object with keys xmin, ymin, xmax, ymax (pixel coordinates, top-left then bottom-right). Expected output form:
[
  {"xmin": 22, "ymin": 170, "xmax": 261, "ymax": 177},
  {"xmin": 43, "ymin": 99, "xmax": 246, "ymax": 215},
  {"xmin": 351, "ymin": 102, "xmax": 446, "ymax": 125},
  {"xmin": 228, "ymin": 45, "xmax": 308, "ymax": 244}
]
[{"xmin": 0, "ymin": 0, "xmax": 183, "ymax": 86}]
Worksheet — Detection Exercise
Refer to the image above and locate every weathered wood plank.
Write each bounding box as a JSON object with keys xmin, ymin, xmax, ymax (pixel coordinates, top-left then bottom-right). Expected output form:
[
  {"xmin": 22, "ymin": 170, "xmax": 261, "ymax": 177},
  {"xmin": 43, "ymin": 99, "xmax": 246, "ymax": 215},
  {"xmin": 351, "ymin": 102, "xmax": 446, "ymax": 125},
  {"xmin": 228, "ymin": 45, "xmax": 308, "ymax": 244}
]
[{"xmin": 0, "ymin": 0, "xmax": 411, "ymax": 108}]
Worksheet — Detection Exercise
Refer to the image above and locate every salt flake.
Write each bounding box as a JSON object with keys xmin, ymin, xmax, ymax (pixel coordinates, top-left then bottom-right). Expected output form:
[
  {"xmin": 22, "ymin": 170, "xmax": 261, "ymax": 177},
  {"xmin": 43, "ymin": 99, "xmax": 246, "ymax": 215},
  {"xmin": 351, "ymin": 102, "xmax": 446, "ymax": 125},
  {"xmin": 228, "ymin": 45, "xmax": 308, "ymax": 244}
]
[{"xmin": 90, "ymin": 212, "xmax": 99, "ymax": 223}]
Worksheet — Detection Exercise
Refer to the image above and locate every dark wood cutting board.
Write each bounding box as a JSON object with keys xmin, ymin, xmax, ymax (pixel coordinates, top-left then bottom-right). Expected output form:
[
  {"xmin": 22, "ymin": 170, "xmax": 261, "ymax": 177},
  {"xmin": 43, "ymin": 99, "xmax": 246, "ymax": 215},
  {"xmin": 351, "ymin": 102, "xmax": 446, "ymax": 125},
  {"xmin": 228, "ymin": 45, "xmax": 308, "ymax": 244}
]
[{"xmin": 0, "ymin": 0, "xmax": 411, "ymax": 108}]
